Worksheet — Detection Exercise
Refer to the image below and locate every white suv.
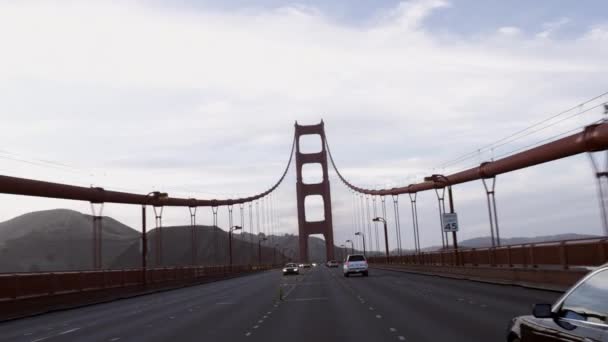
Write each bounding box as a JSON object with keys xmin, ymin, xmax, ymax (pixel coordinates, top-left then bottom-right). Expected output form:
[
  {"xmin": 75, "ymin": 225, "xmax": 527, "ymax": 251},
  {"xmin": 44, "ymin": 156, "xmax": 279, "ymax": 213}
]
[{"xmin": 343, "ymin": 254, "xmax": 368, "ymax": 277}]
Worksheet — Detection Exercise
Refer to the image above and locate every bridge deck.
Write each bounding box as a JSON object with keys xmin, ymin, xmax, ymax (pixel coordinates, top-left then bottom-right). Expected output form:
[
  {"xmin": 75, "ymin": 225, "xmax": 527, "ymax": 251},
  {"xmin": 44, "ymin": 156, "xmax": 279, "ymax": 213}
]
[{"xmin": 0, "ymin": 265, "xmax": 560, "ymax": 342}]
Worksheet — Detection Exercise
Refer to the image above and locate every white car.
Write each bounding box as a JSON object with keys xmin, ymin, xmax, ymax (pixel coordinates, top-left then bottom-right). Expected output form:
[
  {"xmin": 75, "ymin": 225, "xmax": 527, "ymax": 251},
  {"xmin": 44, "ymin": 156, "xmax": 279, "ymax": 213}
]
[{"xmin": 343, "ymin": 254, "xmax": 368, "ymax": 277}]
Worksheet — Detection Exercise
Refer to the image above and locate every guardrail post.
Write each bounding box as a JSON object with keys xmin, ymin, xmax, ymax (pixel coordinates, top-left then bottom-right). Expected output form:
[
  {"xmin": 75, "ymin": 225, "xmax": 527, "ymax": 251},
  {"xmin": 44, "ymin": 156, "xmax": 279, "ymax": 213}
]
[
  {"xmin": 507, "ymin": 246, "xmax": 513, "ymax": 267},
  {"xmin": 530, "ymin": 244, "xmax": 537, "ymax": 268},
  {"xmin": 560, "ymin": 241, "xmax": 569, "ymax": 270},
  {"xmin": 471, "ymin": 248, "xmax": 477, "ymax": 266}
]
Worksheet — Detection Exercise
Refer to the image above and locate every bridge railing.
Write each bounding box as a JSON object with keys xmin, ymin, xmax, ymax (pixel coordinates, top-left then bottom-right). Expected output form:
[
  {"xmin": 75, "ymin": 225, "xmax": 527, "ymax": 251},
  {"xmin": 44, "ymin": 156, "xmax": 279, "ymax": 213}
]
[
  {"xmin": 368, "ymin": 237, "xmax": 608, "ymax": 269},
  {"xmin": 0, "ymin": 264, "xmax": 273, "ymax": 302}
]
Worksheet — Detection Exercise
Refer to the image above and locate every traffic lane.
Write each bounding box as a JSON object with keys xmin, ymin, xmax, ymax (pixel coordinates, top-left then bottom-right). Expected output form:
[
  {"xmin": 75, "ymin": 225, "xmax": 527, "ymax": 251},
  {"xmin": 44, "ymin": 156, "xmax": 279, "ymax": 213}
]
[
  {"xmin": 0, "ymin": 270, "xmax": 281, "ymax": 342},
  {"xmin": 334, "ymin": 267, "xmax": 561, "ymax": 342},
  {"xmin": 249, "ymin": 265, "xmax": 399, "ymax": 342}
]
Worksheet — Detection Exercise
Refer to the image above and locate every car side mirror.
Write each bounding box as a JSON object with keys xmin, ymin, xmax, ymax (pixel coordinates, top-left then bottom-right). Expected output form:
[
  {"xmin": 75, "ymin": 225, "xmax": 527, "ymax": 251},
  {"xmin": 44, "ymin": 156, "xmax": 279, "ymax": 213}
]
[{"xmin": 532, "ymin": 304, "xmax": 553, "ymax": 318}]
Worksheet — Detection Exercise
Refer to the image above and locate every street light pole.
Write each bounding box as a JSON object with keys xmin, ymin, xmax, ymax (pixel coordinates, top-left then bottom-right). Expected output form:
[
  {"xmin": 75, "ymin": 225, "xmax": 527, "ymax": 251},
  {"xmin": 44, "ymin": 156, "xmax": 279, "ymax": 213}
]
[
  {"xmin": 355, "ymin": 232, "xmax": 366, "ymax": 257},
  {"xmin": 373, "ymin": 217, "xmax": 390, "ymax": 264},
  {"xmin": 229, "ymin": 225, "xmax": 242, "ymax": 269},
  {"xmin": 346, "ymin": 239, "xmax": 354, "ymax": 255}
]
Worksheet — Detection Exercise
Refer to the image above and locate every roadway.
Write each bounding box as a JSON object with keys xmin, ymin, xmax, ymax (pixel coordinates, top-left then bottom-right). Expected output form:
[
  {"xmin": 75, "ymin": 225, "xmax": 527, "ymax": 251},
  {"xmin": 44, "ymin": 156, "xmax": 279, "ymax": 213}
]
[{"xmin": 0, "ymin": 265, "xmax": 560, "ymax": 342}]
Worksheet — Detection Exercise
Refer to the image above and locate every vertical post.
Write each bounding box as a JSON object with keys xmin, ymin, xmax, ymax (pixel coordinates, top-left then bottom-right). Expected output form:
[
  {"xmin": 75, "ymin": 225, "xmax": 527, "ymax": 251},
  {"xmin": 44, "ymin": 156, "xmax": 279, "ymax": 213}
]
[
  {"xmin": 589, "ymin": 152, "xmax": 608, "ymax": 236},
  {"xmin": 212, "ymin": 206, "xmax": 219, "ymax": 265},
  {"xmin": 248, "ymin": 202, "xmax": 254, "ymax": 264},
  {"xmin": 382, "ymin": 220, "xmax": 390, "ymax": 264},
  {"xmin": 189, "ymin": 206, "xmax": 197, "ymax": 265},
  {"xmin": 361, "ymin": 234, "xmax": 366, "ymax": 257},
  {"xmin": 153, "ymin": 206, "xmax": 164, "ymax": 266},
  {"xmin": 90, "ymin": 202, "xmax": 104, "ymax": 270},
  {"xmin": 447, "ymin": 185, "xmax": 459, "ymax": 264},
  {"xmin": 258, "ymin": 240, "xmax": 262, "ymax": 265},
  {"xmin": 228, "ymin": 205, "xmax": 234, "ymax": 265},
  {"xmin": 408, "ymin": 193, "xmax": 421, "ymax": 254},
  {"xmin": 482, "ymin": 176, "xmax": 501, "ymax": 247},
  {"xmin": 365, "ymin": 195, "xmax": 373, "ymax": 252},
  {"xmin": 434, "ymin": 188, "xmax": 447, "ymax": 249},
  {"xmin": 392, "ymin": 195, "xmax": 403, "ymax": 257},
  {"xmin": 141, "ymin": 205, "xmax": 147, "ymax": 285},
  {"xmin": 373, "ymin": 196, "xmax": 380, "ymax": 252},
  {"xmin": 229, "ymin": 229, "xmax": 233, "ymax": 269}
]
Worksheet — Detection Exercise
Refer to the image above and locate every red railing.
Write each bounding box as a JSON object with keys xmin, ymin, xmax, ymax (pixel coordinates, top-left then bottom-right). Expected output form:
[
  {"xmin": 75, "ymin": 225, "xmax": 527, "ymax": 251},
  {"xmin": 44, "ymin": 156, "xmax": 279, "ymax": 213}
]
[
  {"xmin": 368, "ymin": 237, "xmax": 608, "ymax": 269},
  {"xmin": 0, "ymin": 265, "xmax": 272, "ymax": 302}
]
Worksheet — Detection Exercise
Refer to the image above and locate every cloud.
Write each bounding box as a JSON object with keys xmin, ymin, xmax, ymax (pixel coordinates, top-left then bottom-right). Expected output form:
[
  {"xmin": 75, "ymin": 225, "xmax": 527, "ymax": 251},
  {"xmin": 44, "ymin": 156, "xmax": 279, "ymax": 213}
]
[
  {"xmin": 0, "ymin": 0, "xmax": 606, "ymax": 248},
  {"xmin": 536, "ymin": 17, "xmax": 570, "ymax": 38},
  {"xmin": 498, "ymin": 26, "xmax": 522, "ymax": 36}
]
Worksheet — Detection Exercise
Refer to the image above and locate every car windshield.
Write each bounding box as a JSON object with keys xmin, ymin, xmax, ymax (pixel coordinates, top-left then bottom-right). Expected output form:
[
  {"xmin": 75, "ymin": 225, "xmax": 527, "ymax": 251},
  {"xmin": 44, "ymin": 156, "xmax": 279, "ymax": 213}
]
[
  {"xmin": 348, "ymin": 255, "xmax": 365, "ymax": 262},
  {"xmin": 560, "ymin": 269, "xmax": 608, "ymax": 324},
  {"xmin": 285, "ymin": 263, "xmax": 297, "ymax": 267}
]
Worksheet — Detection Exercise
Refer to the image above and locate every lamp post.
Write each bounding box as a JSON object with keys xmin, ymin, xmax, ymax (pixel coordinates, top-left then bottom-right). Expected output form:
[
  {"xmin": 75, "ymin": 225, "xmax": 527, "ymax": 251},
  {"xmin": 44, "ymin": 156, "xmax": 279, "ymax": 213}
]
[
  {"xmin": 355, "ymin": 232, "xmax": 366, "ymax": 257},
  {"xmin": 229, "ymin": 225, "xmax": 242, "ymax": 269},
  {"xmin": 346, "ymin": 239, "xmax": 354, "ymax": 255},
  {"xmin": 373, "ymin": 217, "xmax": 390, "ymax": 263},
  {"xmin": 426, "ymin": 174, "xmax": 459, "ymax": 264},
  {"xmin": 258, "ymin": 237, "xmax": 267, "ymax": 265},
  {"xmin": 142, "ymin": 191, "xmax": 168, "ymax": 285}
]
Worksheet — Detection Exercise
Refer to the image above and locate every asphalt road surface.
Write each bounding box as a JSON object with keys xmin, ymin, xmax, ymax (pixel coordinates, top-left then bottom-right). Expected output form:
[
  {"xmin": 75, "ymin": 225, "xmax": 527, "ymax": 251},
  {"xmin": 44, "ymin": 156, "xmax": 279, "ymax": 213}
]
[{"xmin": 0, "ymin": 266, "xmax": 561, "ymax": 342}]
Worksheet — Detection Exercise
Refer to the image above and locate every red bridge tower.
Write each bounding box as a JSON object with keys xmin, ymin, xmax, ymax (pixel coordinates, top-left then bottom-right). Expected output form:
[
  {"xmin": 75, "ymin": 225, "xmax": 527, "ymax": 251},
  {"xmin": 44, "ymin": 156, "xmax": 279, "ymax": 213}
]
[{"xmin": 294, "ymin": 121, "xmax": 335, "ymax": 262}]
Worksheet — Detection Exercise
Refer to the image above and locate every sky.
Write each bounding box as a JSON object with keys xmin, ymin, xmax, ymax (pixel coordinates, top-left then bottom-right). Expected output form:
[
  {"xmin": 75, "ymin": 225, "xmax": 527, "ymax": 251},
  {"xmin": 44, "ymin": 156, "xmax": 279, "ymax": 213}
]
[{"xmin": 1, "ymin": 0, "xmax": 607, "ymax": 252}]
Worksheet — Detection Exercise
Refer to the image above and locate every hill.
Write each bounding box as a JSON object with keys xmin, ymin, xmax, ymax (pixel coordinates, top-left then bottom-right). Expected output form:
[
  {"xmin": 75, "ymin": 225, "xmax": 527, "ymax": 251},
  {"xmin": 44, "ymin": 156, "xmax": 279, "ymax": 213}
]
[{"xmin": 0, "ymin": 209, "xmax": 139, "ymax": 272}]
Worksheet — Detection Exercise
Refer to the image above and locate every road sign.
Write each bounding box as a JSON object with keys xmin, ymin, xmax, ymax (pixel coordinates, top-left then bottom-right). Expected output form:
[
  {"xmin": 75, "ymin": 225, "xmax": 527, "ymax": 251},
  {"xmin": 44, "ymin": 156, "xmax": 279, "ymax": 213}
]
[{"xmin": 442, "ymin": 213, "xmax": 459, "ymax": 232}]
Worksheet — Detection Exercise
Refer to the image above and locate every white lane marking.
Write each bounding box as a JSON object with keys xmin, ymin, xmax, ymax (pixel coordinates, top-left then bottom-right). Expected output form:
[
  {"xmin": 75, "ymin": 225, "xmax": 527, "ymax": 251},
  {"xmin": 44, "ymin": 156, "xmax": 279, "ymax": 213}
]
[
  {"xmin": 369, "ymin": 307, "xmax": 374, "ymax": 311},
  {"xmin": 23, "ymin": 332, "xmax": 33, "ymax": 336},
  {"xmin": 245, "ymin": 332, "xmax": 251, "ymax": 336},
  {"xmin": 267, "ymin": 311, "xmax": 272, "ymax": 314},
  {"xmin": 258, "ymin": 320, "xmax": 264, "ymax": 323},
  {"xmin": 109, "ymin": 338, "xmax": 121, "ymax": 341},
  {"xmin": 58, "ymin": 328, "xmax": 81, "ymax": 335},
  {"xmin": 216, "ymin": 302, "xmax": 235, "ymax": 305},
  {"xmin": 389, "ymin": 328, "xmax": 397, "ymax": 332},
  {"xmin": 457, "ymin": 298, "xmax": 464, "ymax": 302},
  {"xmin": 31, "ymin": 337, "xmax": 51, "ymax": 342},
  {"xmin": 253, "ymin": 325, "xmax": 259, "ymax": 329},
  {"xmin": 263, "ymin": 315, "xmax": 268, "ymax": 319},
  {"xmin": 169, "ymin": 316, "xmax": 175, "ymax": 319},
  {"xmin": 398, "ymin": 336, "xmax": 406, "ymax": 340},
  {"xmin": 376, "ymin": 314, "xmax": 382, "ymax": 319}
]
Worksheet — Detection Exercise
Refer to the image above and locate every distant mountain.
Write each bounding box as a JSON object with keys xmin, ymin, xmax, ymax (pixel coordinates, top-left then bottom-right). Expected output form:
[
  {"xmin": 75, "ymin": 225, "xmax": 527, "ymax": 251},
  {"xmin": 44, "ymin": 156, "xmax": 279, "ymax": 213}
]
[
  {"xmin": 112, "ymin": 225, "xmax": 282, "ymax": 268},
  {"xmin": 457, "ymin": 233, "xmax": 599, "ymax": 249},
  {"xmin": 410, "ymin": 233, "xmax": 600, "ymax": 253},
  {"xmin": 0, "ymin": 209, "xmax": 296, "ymax": 272},
  {"xmin": 0, "ymin": 209, "xmax": 139, "ymax": 272}
]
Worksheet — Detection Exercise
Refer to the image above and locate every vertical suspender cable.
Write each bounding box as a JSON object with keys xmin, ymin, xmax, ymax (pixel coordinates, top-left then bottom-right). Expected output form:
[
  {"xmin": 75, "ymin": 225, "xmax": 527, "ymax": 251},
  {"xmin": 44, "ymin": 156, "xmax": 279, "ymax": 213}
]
[
  {"xmin": 392, "ymin": 195, "xmax": 403, "ymax": 257},
  {"xmin": 381, "ymin": 196, "xmax": 387, "ymax": 255},
  {"xmin": 373, "ymin": 196, "xmax": 380, "ymax": 252},
  {"xmin": 248, "ymin": 202, "xmax": 254, "ymax": 263},
  {"xmin": 366, "ymin": 195, "xmax": 373, "ymax": 252},
  {"xmin": 212, "ymin": 206, "xmax": 219, "ymax": 265}
]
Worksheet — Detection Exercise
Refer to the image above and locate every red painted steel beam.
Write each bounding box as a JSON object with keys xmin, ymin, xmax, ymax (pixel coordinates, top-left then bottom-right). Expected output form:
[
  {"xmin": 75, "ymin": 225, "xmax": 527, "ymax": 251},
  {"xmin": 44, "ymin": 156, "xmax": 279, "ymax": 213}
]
[
  {"xmin": 0, "ymin": 138, "xmax": 295, "ymax": 207},
  {"xmin": 329, "ymin": 122, "xmax": 608, "ymax": 195}
]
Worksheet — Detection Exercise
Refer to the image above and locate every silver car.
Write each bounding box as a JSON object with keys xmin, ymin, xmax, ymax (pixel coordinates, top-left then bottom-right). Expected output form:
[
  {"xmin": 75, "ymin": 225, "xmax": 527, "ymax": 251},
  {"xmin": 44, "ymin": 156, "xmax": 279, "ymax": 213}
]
[{"xmin": 343, "ymin": 254, "xmax": 368, "ymax": 277}]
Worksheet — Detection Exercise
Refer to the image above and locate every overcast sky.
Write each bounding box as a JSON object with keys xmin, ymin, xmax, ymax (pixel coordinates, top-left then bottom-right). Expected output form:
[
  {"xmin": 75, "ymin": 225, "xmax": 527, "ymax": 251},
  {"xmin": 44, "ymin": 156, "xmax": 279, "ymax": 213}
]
[{"xmin": 1, "ymin": 0, "xmax": 607, "ymax": 251}]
